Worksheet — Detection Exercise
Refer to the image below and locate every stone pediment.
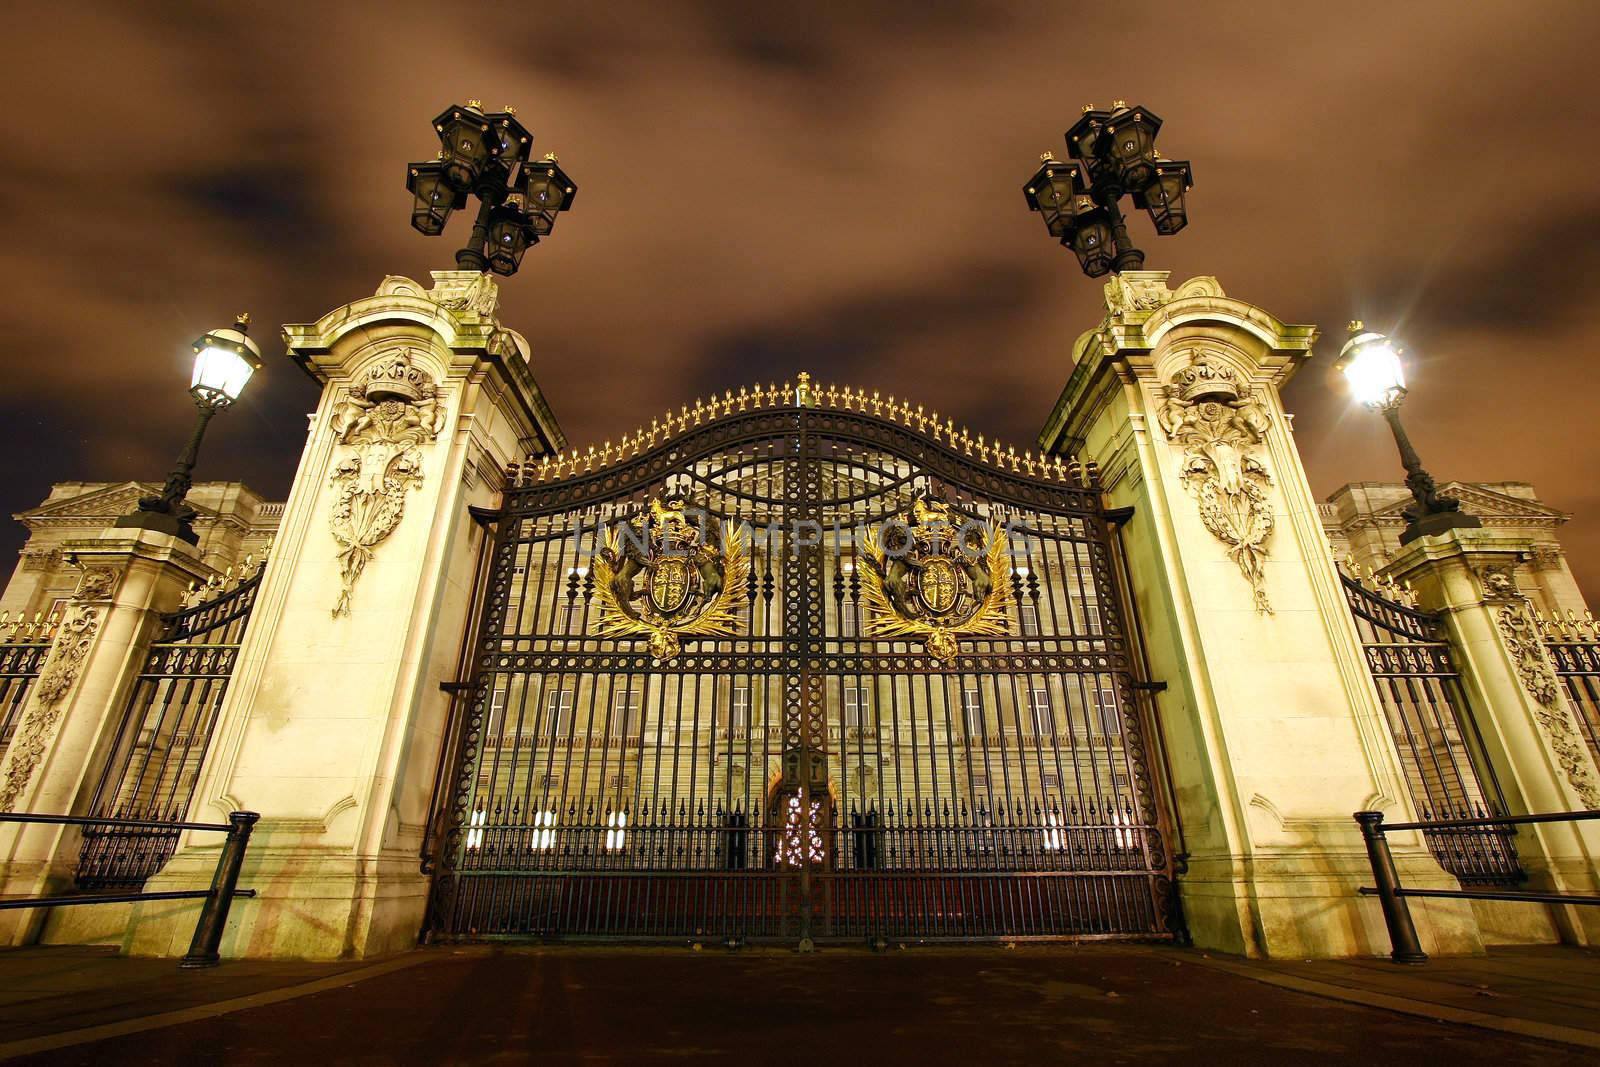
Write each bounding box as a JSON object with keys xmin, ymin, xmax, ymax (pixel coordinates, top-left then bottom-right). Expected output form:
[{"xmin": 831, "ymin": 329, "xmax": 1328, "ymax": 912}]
[
  {"xmin": 1367, "ymin": 483, "xmax": 1568, "ymax": 527},
  {"xmin": 14, "ymin": 481, "xmax": 220, "ymax": 529}
]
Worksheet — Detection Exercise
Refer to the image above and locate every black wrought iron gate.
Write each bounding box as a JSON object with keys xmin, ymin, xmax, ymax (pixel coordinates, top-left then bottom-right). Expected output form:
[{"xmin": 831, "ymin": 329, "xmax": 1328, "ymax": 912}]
[{"xmin": 430, "ymin": 382, "xmax": 1177, "ymax": 943}]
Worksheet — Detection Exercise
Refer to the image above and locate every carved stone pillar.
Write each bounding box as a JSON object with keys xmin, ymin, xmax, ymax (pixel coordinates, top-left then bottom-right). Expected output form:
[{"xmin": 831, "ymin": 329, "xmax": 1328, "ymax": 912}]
[
  {"xmin": 124, "ymin": 271, "xmax": 564, "ymax": 960},
  {"xmin": 1386, "ymin": 529, "xmax": 1600, "ymax": 944},
  {"xmin": 1039, "ymin": 272, "xmax": 1480, "ymax": 958},
  {"xmin": 0, "ymin": 530, "xmax": 207, "ymax": 944}
]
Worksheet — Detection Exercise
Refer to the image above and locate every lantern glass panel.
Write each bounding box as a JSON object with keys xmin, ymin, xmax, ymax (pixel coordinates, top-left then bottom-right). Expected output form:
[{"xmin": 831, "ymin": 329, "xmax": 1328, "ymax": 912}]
[
  {"xmin": 407, "ymin": 163, "xmax": 454, "ymax": 235},
  {"xmin": 1144, "ymin": 163, "xmax": 1190, "ymax": 235},
  {"xmin": 1107, "ymin": 119, "xmax": 1156, "ymax": 190},
  {"xmin": 191, "ymin": 343, "xmax": 257, "ymax": 404},
  {"xmin": 1069, "ymin": 215, "xmax": 1115, "ymax": 277},
  {"xmin": 1340, "ymin": 335, "xmax": 1407, "ymax": 409},
  {"xmin": 486, "ymin": 207, "xmax": 532, "ymax": 275},
  {"xmin": 440, "ymin": 114, "xmax": 495, "ymax": 191},
  {"xmin": 523, "ymin": 169, "xmax": 567, "ymax": 235}
]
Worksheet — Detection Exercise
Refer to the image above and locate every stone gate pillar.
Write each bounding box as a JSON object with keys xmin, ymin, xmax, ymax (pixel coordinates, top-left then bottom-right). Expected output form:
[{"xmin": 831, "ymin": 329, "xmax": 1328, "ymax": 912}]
[
  {"xmin": 126, "ymin": 271, "xmax": 564, "ymax": 960},
  {"xmin": 0, "ymin": 529, "xmax": 207, "ymax": 944},
  {"xmin": 1039, "ymin": 272, "xmax": 1480, "ymax": 958},
  {"xmin": 1386, "ymin": 530, "xmax": 1600, "ymax": 944}
]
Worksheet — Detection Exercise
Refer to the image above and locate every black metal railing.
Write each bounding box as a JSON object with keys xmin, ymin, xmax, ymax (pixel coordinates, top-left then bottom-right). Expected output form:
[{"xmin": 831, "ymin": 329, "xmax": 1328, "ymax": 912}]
[
  {"xmin": 1340, "ymin": 568, "xmax": 1523, "ymax": 884},
  {"xmin": 447, "ymin": 797, "xmax": 1165, "ymax": 940},
  {"xmin": 0, "ymin": 810, "xmax": 258, "ymax": 967},
  {"xmin": 1539, "ymin": 612, "xmax": 1600, "ymax": 769},
  {"xmin": 1355, "ymin": 809, "xmax": 1600, "ymax": 964},
  {"xmin": 78, "ymin": 561, "xmax": 265, "ymax": 890}
]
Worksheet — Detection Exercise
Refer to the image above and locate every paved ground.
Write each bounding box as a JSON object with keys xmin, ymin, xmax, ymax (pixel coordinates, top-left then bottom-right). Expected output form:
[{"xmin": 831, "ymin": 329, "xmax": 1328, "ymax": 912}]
[{"xmin": 2, "ymin": 943, "xmax": 1598, "ymax": 1064}]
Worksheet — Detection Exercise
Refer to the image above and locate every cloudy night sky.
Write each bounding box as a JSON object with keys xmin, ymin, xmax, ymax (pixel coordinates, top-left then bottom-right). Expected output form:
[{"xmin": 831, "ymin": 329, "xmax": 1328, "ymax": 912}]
[{"xmin": 2, "ymin": 1, "xmax": 1597, "ymax": 596}]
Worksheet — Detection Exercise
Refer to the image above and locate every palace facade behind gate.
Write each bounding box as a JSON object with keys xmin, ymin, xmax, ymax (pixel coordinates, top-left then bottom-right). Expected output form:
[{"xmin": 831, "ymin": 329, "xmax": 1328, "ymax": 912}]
[{"xmin": 2, "ymin": 269, "xmax": 1598, "ymax": 960}]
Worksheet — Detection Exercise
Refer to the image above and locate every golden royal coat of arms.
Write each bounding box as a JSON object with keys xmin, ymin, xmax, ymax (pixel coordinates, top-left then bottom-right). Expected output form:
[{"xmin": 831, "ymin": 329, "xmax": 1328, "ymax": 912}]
[
  {"xmin": 859, "ymin": 494, "xmax": 1013, "ymax": 662},
  {"xmin": 591, "ymin": 496, "xmax": 748, "ymax": 661}
]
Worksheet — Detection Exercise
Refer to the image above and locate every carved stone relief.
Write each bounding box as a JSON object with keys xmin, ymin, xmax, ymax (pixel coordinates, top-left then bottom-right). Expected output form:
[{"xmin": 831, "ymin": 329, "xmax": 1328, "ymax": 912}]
[
  {"xmin": 0, "ymin": 604, "xmax": 100, "ymax": 812},
  {"xmin": 1104, "ymin": 273, "xmax": 1173, "ymax": 315},
  {"xmin": 20, "ymin": 548, "xmax": 62, "ymax": 573},
  {"xmin": 327, "ymin": 349, "xmax": 447, "ymax": 617},
  {"xmin": 1157, "ymin": 354, "xmax": 1275, "ymax": 613},
  {"xmin": 1481, "ymin": 566, "xmax": 1600, "ymax": 807},
  {"xmin": 74, "ymin": 566, "xmax": 117, "ymax": 601}
]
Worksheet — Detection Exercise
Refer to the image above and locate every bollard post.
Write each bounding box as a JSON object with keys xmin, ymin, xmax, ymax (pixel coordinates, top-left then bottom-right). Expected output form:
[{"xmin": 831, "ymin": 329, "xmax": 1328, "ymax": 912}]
[
  {"xmin": 180, "ymin": 811, "xmax": 259, "ymax": 969},
  {"xmin": 1354, "ymin": 811, "xmax": 1428, "ymax": 964}
]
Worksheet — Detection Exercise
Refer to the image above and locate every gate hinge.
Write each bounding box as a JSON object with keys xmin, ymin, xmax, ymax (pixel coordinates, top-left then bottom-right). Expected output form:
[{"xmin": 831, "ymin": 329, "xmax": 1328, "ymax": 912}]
[
  {"xmin": 1130, "ymin": 680, "xmax": 1168, "ymax": 693},
  {"xmin": 468, "ymin": 505, "xmax": 499, "ymax": 530},
  {"xmin": 439, "ymin": 681, "xmax": 475, "ymax": 695},
  {"xmin": 1104, "ymin": 505, "xmax": 1136, "ymax": 526}
]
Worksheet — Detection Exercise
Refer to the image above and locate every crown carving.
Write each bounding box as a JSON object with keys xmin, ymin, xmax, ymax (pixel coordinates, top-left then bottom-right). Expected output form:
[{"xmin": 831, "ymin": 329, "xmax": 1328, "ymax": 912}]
[
  {"xmin": 359, "ymin": 350, "xmax": 434, "ymax": 403},
  {"xmin": 1170, "ymin": 355, "xmax": 1242, "ymax": 403}
]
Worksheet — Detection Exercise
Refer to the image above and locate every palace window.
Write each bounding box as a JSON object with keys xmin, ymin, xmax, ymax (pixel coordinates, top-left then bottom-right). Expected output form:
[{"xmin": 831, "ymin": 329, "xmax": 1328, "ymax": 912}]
[
  {"xmin": 843, "ymin": 686, "xmax": 874, "ymax": 731},
  {"xmin": 604, "ymin": 810, "xmax": 628, "ymax": 851},
  {"xmin": 1029, "ymin": 688, "xmax": 1054, "ymax": 737},
  {"xmin": 545, "ymin": 689, "xmax": 575, "ymax": 737},
  {"xmin": 1019, "ymin": 602, "xmax": 1041, "ymax": 636},
  {"xmin": 466, "ymin": 807, "xmax": 487, "ymax": 850},
  {"xmin": 1093, "ymin": 686, "xmax": 1121, "ymax": 736},
  {"xmin": 486, "ymin": 686, "xmax": 510, "ymax": 743},
  {"xmin": 962, "ymin": 688, "xmax": 984, "ymax": 738},
  {"xmin": 730, "ymin": 686, "xmax": 750, "ymax": 736},
  {"xmin": 533, "ymin": 809, "xmax": 557, "ymax": 850},
  {"xmin": 611, "ymin": 686, "xmax": 642, "ymax": 734}
]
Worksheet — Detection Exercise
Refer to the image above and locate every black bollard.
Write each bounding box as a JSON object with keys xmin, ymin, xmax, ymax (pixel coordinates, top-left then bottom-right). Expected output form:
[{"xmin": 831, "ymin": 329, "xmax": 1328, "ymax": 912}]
[{"xmin": 180, "ymin": 811, "xmax": 259, "ymax": 969}]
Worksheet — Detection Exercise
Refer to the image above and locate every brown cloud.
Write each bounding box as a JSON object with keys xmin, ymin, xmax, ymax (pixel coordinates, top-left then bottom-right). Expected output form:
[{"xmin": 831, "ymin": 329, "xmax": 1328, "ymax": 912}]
[{"xmin": 2, "ymin": 0, "xmax": 1598, "ymax": 596}]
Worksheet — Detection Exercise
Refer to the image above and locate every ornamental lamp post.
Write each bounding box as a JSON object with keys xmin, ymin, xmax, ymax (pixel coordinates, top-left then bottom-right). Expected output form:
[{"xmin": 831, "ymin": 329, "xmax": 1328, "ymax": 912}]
[
  {"xmin": 1023, "ymin": 102, "xmax": 1193, "ymax": 278},
  {"xmin": 1334, "ymin": 322, "xmax": 1481, "ymax": 545},
  {"xmin": 115, "ymin": 315, "xmax": 262, "ymax": 546},
  {"xmin": 405, "ymin": 102, "xmax": 577, "ymax": 277}
]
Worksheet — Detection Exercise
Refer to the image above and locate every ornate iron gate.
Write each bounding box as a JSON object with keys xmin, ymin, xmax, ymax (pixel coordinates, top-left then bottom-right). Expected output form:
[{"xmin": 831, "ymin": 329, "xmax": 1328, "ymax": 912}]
[
  {"xmin": 431, "ymin": 380, "xmax": 1176, "ymax": 943},
  {"xmin": 1339, "ymin": 567, "xmax": 1522, "ymax": 885},
  {"xmin": 1539, "ymin": 611, "xmax": 1600, "ymax": 769},
  {"xmin": 0, "ymin": 611, "xmax": 57, "ymax": 763},
  {"xmin": 76, "ymin": 560, "xmax": 265, "ymax": 890}
]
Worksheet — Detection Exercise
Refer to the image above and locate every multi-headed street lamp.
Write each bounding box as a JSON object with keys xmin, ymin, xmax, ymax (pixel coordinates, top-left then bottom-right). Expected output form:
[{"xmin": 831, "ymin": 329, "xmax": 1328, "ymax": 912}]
[
  {"xmin": 406, "ymin": 101, "xmax": 577, "ymax": 277},
  {"xmin": 116, "ymin": 315, "xmax": 263, "ymax": 546},
  {"xmin": 1023, "ymin": 102, "xmax": 1194, "ymax": 277},
  {"xmin": 1334, "ymin": 322, "xmax": 1482, "ymax": 544}
]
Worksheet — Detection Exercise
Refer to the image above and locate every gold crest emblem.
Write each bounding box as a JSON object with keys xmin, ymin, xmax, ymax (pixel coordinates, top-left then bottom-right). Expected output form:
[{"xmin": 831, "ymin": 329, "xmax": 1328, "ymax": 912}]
[
  {"xmin": 592, "ymin": 496, "xmax": 748, "ymax": 661},
  {"xmin": 859, "ymin": 494, "xmax": 1013, "ymax": 663}
]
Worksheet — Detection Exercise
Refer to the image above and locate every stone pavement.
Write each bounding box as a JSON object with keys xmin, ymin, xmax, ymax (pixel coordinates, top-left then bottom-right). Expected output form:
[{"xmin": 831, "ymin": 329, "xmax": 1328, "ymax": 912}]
[{"xmin": 0, "ymin": 943, "xmax": 1597, "ymax": 1064}]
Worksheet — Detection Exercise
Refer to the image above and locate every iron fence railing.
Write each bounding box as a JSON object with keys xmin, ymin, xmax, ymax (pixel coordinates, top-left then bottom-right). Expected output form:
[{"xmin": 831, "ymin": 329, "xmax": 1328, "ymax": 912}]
[
  {"xmin": 77, "ymin": 558, "xmax": 266, "ymax": 890},
  {"xmin": 0, "ymin": 611, "xmax": 59, "ymax": 763},
  {"xmin": 1356, "ymin": 809, "xmax": 1600, "ymax": 964},
  {"xmin": 1538, "ymin": 611, "xmax": 1600, "ymax": 770},
  {"xmin": 0, "ymin": 810, "xmax": 258, "ymax": 968},
  {"xmin": 447, "ymin": 798, "xmax": 1165, "ymax": 940},
  {"xmin": 1339, "ymin": 567, "xmax": 1523, "ymax": 885}
]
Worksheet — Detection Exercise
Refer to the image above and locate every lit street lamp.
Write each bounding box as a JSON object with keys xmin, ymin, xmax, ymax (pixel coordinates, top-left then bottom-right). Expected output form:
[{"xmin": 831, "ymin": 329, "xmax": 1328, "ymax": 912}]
[
  {"xmin": 406, "ymin": 101, "xmax": 577, "ymax": 277},
  {"xmin": 1024, "ymin": 102, "xmax": 1194, "ymax": 277},
  {"xmin": 1334, "ymin": 322, "xmax": 1481, "ymax": 545},
  {"xmin": 116, "ymin": 315, "xmax": 262, "ymax": 546}
]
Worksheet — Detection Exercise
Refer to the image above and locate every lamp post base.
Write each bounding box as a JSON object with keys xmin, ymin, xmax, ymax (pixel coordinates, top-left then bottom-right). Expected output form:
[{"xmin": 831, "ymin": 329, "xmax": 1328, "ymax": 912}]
[
  {"xmin": 114, "ymin": 508, "xmax": 199, "ymax": 546},
  {"xmin": 1398, "ymin": 509, "xmax": 1483, "ymax": 545}
]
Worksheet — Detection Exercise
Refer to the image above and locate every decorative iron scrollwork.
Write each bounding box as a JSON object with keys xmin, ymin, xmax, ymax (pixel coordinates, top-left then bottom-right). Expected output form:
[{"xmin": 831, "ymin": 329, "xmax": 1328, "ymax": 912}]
[
  {"xmin": 591, "ymin": 495, "xmax": 748, "ymax": 661},
  {"xmin": 858, "ymin": 493, "xmax": 1013, "ymax": 663}
]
